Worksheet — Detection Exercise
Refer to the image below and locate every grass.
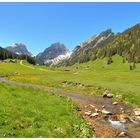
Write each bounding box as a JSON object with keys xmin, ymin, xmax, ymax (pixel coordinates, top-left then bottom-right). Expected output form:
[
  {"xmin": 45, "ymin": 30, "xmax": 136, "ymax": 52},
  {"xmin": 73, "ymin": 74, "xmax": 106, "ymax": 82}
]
[
  {"xmin": 0, "ymin": 82, "xmax": 93, "ymax": 138},
  {"xmin": 0, "ymin": 55, "xmax": 140, "ymax": 137},
  {"xmin": 0, "ymin": 55, "xmax": 140, "ymax": 107}
]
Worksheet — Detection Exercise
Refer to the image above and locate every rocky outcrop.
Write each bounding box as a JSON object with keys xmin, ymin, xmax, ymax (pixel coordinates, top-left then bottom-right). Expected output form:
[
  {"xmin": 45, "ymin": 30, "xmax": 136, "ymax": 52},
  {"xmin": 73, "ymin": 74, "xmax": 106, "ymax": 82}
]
[{"xmin": 66, "ymin": 29, "xmax": 114, "ymax": 65}]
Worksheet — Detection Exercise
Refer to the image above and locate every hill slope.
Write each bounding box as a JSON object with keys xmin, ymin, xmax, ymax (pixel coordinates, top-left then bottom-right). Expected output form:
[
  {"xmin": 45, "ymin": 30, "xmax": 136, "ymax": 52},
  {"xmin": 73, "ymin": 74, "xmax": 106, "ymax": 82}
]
[{"xmin": 66, "ymin": 23, "xmax": 140, "ymax": 66}]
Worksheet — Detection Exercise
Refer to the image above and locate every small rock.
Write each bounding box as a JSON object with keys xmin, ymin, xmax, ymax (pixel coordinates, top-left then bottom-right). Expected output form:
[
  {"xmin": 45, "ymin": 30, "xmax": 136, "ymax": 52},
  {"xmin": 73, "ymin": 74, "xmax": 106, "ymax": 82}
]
[
  {"xmin": 102, "ymin": 109, "xmax": 112, "ymax": 115},
  {"xmin": 113, "ymin": 102, "xmax": 118, "ymax": 105},
  {"xmin": 119, "ymin": 114, "xmax": 129, "ymax": 120},
  {"xmin": 134, "ymin": 108, "xmax": 140, "ymax": 116},
  {"xmin": 120, "ymin": 107, "xmax": 124, "ymax": 111},
  {"xmin": 107, "ymin": 94, "xmax": 113, "ymax": 98},
  {"xmin": 102, "ymin": 90, "xmax": 108, "ymax": 98},
  {"xmin": 84, "ymin": 111, "xmax": 91, "ymax": 116},
  {"xmin": 95, "ymin": 108, "xmax": 99, "ymax": 112},
  {"xmin": 102, "ymin": 90, "xmax": 113, "ymax": 98},
  {"xmin": 90, "ymin": 104, "xmax": 95, "ymax": 108},
  {"xmin": 102, "ymin": 105, "xmax": 105, "ymax": 108},
  {"xmin": 90, "ymin": 113, "xmax": 99, "ymax": 117},
  {"xmin": 95, "ymin": 108, "xmax": 101, "ymax": 113},
  {"xmin": 136, "ymin": 116, "xmax": 140, "ymax": 120},
  {"xmin": 118, "ymin": 131, "xmax": 127, "ymax": 137}
]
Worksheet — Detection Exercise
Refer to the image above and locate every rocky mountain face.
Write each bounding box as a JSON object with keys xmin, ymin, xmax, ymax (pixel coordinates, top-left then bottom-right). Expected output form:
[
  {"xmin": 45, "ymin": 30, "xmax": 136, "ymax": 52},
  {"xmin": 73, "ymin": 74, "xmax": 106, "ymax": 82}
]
[
  {"xmin": 44, "ymin": 52, "xmax": 72, "ymax": 66},
  {"xmin": 66, "ymin": 29, "xmax": 114, "ymax": 65},
  {"xmin": 36, "ymin": 42, "xmax": 71, "ymax": 65},
  {"xmin": 4, "ymin": 23, "xmax": 140, "ymax": 67},
  {"xmin": 6, "ymin": 43, "xmax": 32, "ymax": 56},
  {"xmin": 65, "ymin": 24, "xmax": 140, "ymax": 66}
]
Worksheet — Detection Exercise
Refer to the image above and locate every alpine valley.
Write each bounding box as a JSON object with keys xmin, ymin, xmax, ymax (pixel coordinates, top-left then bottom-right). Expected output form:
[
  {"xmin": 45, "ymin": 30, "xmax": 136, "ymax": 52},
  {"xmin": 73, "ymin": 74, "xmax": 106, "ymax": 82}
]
[
  {"xmin": 1, "ymin": 23, "xmax": 140, "ymax": 68},
  {"xmin": 1, "ymin": 23, "xmax": 140, "ymax": 138},
  {"xmin": 1, "ymin": 2, "xmax": 140, "ymax": 138}
]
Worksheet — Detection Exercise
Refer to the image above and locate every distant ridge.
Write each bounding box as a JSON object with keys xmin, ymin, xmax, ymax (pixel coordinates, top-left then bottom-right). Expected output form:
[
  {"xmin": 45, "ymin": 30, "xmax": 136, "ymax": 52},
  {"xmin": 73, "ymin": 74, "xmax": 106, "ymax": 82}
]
[
  {"xmin": 6, "ymin": 43, "xmax": 32, "ymax": 56},
  {"xmin": 36, "ymin": 42, "xmax": 71, "ymax": 65},
  {"xmin": 64, "ymin": 23, "xmax": 140, "ymax": 66}
]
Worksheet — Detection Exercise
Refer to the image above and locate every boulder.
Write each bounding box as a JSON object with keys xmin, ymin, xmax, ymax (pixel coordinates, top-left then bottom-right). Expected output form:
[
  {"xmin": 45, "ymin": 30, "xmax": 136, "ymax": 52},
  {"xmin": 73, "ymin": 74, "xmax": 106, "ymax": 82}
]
[{"xmin": 134, "ymin": 108, "xmax": 140, "ymax": 116}]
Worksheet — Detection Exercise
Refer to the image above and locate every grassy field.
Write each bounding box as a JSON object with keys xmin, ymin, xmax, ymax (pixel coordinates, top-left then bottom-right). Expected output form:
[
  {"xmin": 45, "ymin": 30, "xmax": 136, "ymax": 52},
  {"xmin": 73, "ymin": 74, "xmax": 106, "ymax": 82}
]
[
  {"xmin": 0, "ymin": 55, "xmax": 140, "ymax": 107},
  {"xmin": 0, "ymin": 82, "xmax": 93, "ymax": 138},
  {"xmin": 0, "ymin": 55, "xmax": 140, "ymax": 137}
]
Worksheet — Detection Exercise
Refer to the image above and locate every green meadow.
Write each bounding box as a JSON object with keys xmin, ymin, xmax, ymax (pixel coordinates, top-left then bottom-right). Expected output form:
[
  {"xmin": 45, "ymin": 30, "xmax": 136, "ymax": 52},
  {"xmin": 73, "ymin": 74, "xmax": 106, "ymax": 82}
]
[
  {"xmin": 0, "ymin": 82, "xmax": 93, "ymax": 138},
  {"xmin": 0, "ymin": 55, "xmax": 140, "ymax": 107},
  {"xmin": 0, "ymin": 55, "xmax": 140, "ymax": 137}
]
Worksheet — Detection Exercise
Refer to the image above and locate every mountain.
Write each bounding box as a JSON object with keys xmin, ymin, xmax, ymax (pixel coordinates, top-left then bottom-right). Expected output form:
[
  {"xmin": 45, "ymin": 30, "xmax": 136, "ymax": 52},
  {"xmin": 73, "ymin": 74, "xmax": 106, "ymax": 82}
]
[
  {"xmin": 6, "ymin": 43, "xmax": 32, "ymax": 56},
  {"xmin": 44, "ymin": 52, "xmax": 72, "ymax": 66},
  {"xmin": 65, "ymin": 24, "xmax": 140, "ymax": 66},
  {"xmin": 36, "ymin": 42, "xmax": 70, "ymax": 65},
  {"xmin": 0, "ymin": 46, "xmax": 36, "ymax": 65},
  {"xmin": 0, "ymin": 46, "xmax": 18, "ymax": 60},
  {"xmin": 67, "ymin": 29, "xmax": 114, "ymax": 65}
]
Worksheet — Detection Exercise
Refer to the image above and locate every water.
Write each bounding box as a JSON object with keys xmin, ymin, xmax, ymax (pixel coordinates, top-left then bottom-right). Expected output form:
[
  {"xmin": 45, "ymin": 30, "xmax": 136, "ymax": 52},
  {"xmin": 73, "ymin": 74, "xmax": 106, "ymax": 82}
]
[
  {"xmin": 106, "ymin": 116, "xmax": 140, "ymax": 137},
  {"xmin": 1, "ymin": 77, "xmax": 140, "ymax": 138}
]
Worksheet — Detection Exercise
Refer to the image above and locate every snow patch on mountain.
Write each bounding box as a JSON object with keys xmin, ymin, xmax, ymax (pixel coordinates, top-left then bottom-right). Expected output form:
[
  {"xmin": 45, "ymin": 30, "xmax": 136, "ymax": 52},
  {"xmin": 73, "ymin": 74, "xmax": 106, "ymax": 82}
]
[
  {"xmin": 44, "ymin": 52, "xmax": 72, "ymax": 66},
  {"xmin": 6, "ymin": 43, "xmax": 32, "ymax": 56}
]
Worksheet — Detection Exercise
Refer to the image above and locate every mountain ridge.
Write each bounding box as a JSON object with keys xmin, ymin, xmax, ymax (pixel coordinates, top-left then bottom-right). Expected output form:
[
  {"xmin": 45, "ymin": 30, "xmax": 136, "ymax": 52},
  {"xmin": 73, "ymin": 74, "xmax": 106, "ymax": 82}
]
[
  {"xmin": 36, "ymin": 42, "xmax": 70, "ymax": 65},
  {"xmin": 62, "ymin": 23, "xmax": 140, "ymax": 66},
  {"xmin": 6, "ymin": 43, "xmax": 32, "ymax": 56},
  {"xmin": 2, "ymin": 23, "xmax": 140, "ymax": 67}
]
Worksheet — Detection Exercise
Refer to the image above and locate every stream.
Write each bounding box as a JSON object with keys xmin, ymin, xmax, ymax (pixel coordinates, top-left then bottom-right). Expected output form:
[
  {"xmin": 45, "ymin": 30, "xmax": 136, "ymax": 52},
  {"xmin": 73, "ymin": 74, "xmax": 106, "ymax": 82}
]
[{"xmin": 0, "ymin": 76, "xmax": 140, "ymax": 138}]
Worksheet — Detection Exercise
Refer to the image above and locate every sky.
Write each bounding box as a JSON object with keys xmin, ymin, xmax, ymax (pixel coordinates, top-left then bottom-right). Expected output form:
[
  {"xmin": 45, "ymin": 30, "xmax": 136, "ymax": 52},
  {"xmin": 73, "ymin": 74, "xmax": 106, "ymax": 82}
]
[{"xmin": 0, "ymin": 2, "xmax": 140, "ymax": 55}]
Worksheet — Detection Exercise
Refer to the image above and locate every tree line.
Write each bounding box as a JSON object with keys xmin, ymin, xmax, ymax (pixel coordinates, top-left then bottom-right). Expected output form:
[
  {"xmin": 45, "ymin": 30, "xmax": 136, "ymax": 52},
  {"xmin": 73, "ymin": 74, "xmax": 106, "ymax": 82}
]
[
  {"xmin": 66, "ymin": 23, "xmax": 140, "ymax": 66},
  {"xmin": 0, "ymin": 47, "xmax": 36, "ymax": 65}
]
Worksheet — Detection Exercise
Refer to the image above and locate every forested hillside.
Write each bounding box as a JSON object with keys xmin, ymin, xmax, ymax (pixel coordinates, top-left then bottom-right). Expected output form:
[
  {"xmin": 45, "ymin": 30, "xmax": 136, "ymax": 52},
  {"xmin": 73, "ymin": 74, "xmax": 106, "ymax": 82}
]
[
  {"xmin": 66, "ymin": 23, "xmax": 140, "ymax": 66},
  {"xmin": 0, "ymin": 47, "xmax": 36, "ymax": 65}
]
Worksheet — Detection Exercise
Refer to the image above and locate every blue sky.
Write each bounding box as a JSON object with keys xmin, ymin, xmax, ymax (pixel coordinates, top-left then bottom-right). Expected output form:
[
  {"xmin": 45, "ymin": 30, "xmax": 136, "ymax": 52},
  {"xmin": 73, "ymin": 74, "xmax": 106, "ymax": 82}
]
[{"xmin": 0, "ymin": 2, "xmax": 140, "ymax": 55}]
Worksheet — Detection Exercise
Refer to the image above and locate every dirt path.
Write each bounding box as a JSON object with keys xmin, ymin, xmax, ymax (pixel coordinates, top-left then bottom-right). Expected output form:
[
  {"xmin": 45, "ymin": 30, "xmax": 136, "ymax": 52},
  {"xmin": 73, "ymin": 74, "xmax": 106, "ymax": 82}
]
[
  {"xmin": 20, "ymin": 60, "xmax": 35, "ymax": 69},
  {"xmin": 20, "ymin": 60, "xmax": 49, "ymax": 72},
  {"xmin": 0, "ymin": 76, "xmax": 140, "ymax": 138}
]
